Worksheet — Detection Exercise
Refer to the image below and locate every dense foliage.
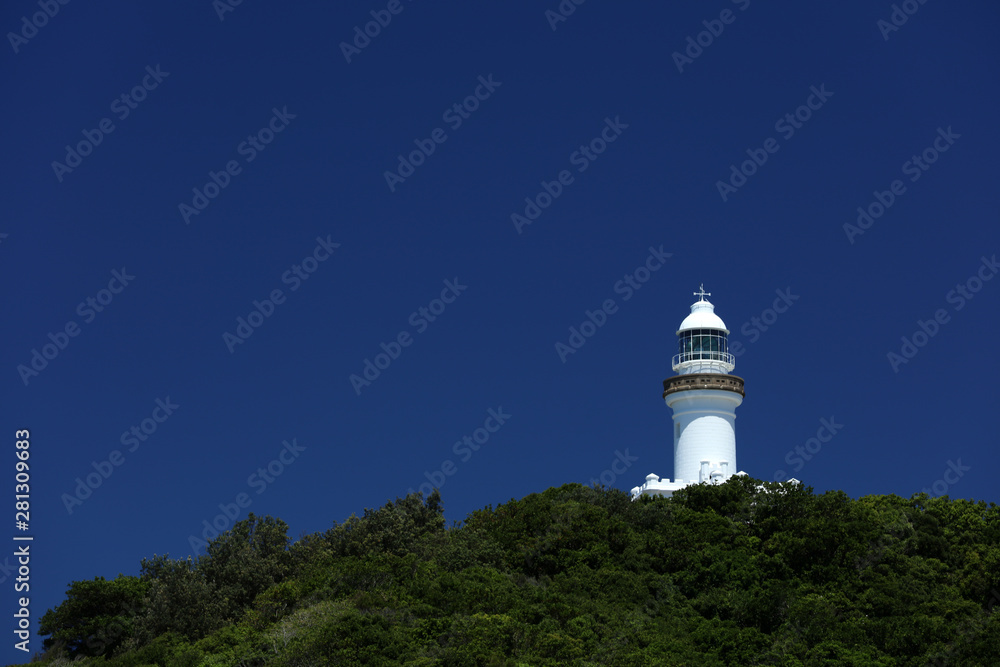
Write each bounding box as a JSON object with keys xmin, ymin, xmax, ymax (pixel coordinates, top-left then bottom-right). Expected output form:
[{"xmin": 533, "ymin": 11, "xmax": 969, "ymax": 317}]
[{"xmin": 29, "ymin": 479, "xmax": 1000, "ymax": 666}]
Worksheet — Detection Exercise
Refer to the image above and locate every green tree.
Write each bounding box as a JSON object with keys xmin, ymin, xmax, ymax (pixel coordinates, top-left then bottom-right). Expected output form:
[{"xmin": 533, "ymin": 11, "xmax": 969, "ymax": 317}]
[
  {"xmin": 324, "ymin": 490, "xmax": 445, "ymax": 558},
  {"xmin": 38, "ymin": 574, "xmax": 148, "ymax": 658},
  {"xmin": 135, "ymin": 554, "xmax": 227, "ymax": 642},
  {"xmin": 29, "ymin": 481, "xmax": 1000, "ymax": 667},
  {"xmin": 197, "ymin": 513, "xmax": 292, "ymax": 617}
]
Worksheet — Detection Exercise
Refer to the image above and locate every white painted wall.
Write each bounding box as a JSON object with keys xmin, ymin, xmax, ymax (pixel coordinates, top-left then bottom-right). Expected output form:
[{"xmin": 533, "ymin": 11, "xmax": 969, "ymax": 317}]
[{"xmin": 666, "ymin": 389, "xmax": 742, "ymax": 483}]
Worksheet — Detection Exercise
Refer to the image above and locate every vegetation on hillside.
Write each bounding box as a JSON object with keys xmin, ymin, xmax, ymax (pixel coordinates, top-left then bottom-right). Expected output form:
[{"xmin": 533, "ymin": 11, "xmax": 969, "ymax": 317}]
[{"xmin": 29, "ymin": 478, "xmax": 1000, "ymax": 665}]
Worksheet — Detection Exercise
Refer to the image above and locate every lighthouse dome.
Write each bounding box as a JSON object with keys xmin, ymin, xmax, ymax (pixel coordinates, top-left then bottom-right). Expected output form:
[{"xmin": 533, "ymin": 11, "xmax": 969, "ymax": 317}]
[
  {"xmin": 672, "ymin": 287, "xmax": 735, "ymax": 374},
  {"xmin": 677, "ymin": 298, "xmax": 728, "ymax": 334}
]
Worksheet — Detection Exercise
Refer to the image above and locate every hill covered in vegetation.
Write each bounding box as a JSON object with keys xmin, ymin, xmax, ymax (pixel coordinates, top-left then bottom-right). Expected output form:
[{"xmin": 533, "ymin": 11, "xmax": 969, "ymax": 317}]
[{"xmin": 30, "ymin": 479, "xmax": 1000, "ymax": 666}]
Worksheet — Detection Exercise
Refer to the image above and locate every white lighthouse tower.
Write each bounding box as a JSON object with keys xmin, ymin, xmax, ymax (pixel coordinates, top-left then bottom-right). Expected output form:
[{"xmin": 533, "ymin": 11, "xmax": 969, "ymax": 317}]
[{"xmin": 631, "ymin": 286, "xmax": 748, "ymax": 499}]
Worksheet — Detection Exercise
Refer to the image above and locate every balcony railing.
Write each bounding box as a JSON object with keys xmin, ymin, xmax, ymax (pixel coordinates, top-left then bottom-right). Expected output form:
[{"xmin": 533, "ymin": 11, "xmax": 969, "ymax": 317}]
[{"xmin": 672, "ymin": 351, "xmax": 735, "ymax": 367}]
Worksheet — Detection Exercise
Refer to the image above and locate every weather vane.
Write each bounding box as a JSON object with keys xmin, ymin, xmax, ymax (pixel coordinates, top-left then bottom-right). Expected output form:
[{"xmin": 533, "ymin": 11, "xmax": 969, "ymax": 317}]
[{"xmin": 694, "ymin": 284, "xmax": 710, "ymax": 300}]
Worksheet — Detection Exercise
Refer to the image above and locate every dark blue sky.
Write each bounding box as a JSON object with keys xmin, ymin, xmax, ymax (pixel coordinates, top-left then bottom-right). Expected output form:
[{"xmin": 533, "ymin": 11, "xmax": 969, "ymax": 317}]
[{"xmin": 3, "ymin": 0, "xmax": 998, "ymax": 659}]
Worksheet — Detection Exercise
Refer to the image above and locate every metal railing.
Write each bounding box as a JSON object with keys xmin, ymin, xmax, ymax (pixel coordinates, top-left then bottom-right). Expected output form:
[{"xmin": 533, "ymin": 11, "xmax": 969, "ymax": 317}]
[{"xmin": 672, "ymin": 351, "xmax": 735, "ymax": 367}]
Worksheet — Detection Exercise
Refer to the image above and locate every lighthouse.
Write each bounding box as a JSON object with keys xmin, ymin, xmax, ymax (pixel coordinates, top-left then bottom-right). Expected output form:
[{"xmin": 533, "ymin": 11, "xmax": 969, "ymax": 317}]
[{"xmin": 631, "ymin": 286, "xmax": 748, "ymax": 499}]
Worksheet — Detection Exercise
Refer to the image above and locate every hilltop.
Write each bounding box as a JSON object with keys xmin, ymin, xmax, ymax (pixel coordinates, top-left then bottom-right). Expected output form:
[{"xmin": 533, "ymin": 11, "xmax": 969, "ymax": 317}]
[{"xmin": 29, "ymin": 478, "xmax": 1000, "ymax": 666}]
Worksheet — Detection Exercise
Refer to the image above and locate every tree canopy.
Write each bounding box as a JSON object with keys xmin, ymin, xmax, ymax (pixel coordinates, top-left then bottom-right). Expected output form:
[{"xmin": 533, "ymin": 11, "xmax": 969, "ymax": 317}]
[{"xmin": 30, "ymin": 482, "xmax": 1000, "ymax": 666}]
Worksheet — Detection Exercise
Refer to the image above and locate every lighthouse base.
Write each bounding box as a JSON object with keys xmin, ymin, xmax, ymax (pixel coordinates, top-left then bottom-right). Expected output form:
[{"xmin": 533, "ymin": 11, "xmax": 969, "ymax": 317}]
[
  {"xmin": 630, "ymin": 471, "xmax": 802, "ymax": 500},
  {"xmin": 630, "ymin": 471, "xmax": 748, "ymax": 500}
]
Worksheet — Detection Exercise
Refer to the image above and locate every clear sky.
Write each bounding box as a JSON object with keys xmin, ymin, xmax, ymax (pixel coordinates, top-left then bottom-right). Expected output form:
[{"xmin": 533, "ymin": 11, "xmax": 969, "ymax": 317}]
[{"xmin": 3, "ymin": 0, "xmax": 999, "ymax": 660}]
